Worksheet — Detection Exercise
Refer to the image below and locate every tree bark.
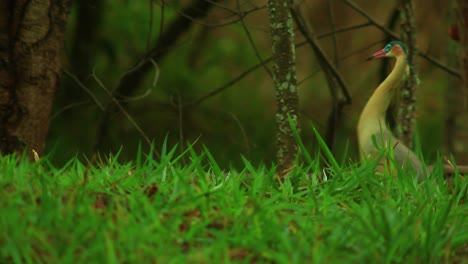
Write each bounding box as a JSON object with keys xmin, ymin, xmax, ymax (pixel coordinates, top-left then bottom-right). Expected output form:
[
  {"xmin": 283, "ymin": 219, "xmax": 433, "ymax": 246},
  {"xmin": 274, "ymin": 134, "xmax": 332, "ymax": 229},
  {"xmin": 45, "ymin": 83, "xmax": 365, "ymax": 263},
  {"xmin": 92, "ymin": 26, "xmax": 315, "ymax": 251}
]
[
  {"xmin": 71, "ymin": 0, "xmax": 104, "ymax": 80},
  {"xmin": 383, "ymin": 7, "xmax": 401, "ymax": 133},
  {"xmin": 0, "ymin": 0, "xmax": 70, "ymax": 158},
  {"xmin": 397, "ymin": 0, "xmax": 418, "ymax": 148},
  {"xmin": 445, "ymin": 2, "xmax": 468, "ymax": 164},
  {"xmin": 456, "ymin": 0, "xmax": 468, "ymax": 99},
  {"xmin": 267, "ymin": 0, "xmax": 299, "ymax": 174}
]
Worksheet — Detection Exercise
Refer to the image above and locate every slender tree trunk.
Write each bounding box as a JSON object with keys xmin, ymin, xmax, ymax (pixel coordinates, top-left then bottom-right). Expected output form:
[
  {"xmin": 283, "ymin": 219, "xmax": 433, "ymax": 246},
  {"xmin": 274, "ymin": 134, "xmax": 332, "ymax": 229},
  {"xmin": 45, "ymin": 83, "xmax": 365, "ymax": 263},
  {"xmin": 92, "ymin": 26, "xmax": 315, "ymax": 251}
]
[
  {"xmin": 267, "ymin": 0, "xmax": 299, "ymax": 174},
  {"xmin": 444, "ymin": 2, "xmax": 468, "ymax": 164},
  {"xmin": 443, "ymin": 83, "xmax": 468, "ymax": 163},
  {"xmin": 383, "ymin": 7, "xmax": 401, "ymax": 133},
  {"xmin": 456, "ymin": 0, "xmax": 468, "ymax": 100},
  {"xmin": 71, "ymin": 0, "xmax": 104, "ymax": 81},
  {"xmin": 397, "ymin": 0, "xmax": 418, "ymax": 148},
  {"xmin": 0, "ymin": 0, "xmax": 70, "ymax": 158}
]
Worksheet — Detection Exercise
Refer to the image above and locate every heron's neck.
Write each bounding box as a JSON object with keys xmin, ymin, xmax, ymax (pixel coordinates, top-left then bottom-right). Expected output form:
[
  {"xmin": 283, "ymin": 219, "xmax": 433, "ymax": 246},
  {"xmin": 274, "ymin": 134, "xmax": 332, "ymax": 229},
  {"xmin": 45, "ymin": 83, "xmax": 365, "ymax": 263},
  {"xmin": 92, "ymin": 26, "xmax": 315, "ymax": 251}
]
[{"xmin": 361, "ymin": 55, "xmax": 407, "ymax": 125}]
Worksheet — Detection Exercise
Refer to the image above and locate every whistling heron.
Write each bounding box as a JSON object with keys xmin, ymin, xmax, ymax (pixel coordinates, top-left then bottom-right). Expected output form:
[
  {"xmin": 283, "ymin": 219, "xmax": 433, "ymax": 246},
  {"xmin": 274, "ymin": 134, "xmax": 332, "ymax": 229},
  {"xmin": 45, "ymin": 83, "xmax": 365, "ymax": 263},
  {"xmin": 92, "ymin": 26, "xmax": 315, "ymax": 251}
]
[
  {"xmin": 357, "ymin": 41, "xmax": 427, "ymax": 179},
  {"xmin": 357, "ymin": 41, "xmax": 468, "ymax": 179}
]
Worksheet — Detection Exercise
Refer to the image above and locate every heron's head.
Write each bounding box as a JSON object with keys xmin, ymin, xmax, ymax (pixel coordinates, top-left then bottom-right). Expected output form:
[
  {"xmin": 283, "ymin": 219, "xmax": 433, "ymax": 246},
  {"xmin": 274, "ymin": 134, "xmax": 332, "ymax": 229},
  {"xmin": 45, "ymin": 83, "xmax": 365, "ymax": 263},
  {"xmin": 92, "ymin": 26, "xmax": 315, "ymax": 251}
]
[{"xmin": 367, "ymin": 41, "xmax": 407, "ymax": 60}]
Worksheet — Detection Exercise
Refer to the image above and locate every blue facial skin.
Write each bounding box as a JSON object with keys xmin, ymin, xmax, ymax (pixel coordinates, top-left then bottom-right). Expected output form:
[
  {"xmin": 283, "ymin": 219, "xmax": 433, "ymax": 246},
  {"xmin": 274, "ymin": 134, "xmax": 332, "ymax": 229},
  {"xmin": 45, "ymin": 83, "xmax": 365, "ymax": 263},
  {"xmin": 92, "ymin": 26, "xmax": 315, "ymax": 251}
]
[{"xmin": 384, "ymin": 41, "xmax": 408, "ymax": 55}]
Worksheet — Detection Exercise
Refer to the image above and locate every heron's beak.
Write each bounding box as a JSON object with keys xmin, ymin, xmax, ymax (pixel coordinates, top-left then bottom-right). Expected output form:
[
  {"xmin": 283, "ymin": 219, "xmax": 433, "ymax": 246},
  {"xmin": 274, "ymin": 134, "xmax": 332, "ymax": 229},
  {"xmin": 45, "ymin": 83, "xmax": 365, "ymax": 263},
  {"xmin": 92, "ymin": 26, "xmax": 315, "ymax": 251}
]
[{"xmin": 367, "ymin": 49, "xmax": 387, "ymax": 61}]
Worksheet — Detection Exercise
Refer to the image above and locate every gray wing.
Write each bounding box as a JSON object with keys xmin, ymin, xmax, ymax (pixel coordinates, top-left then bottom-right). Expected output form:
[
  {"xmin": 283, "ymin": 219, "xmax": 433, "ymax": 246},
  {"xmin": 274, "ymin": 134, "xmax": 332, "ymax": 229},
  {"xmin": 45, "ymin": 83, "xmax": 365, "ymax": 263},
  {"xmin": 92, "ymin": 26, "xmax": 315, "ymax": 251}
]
[{"xmin": 391, "ymin": 138, "xmax": 425, "ymax": 180}]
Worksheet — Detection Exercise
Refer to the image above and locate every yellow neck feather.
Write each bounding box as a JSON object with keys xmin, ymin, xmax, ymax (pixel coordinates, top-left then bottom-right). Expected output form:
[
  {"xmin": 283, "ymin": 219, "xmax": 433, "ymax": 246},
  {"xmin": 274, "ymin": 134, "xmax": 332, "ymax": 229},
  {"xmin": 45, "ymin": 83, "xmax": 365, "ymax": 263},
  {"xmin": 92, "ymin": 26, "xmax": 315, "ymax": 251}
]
[
  {"xmin": 357, "ymin": 54, "xmax": 407, "ymax": 158},
  {"xmin": 359, "ymin": 55, "xmax": 407, "ymax": 129}
]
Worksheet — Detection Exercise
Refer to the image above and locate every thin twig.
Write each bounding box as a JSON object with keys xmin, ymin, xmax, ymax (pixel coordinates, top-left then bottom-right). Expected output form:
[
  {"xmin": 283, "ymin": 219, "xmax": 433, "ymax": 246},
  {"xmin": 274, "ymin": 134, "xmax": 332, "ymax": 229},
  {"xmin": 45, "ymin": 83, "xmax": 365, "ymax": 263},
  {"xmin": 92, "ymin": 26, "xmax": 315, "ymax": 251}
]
[
  {"xmin": 158, "ymin": 0, "xmax": 165, "ymax": 43},
  {"xmin": 292, "ymin": 7, "xmax": 350, "ymax": 152},
  {"xmin": 175, "ymin": 91, "xmax": 187, "ymax": 165},
  {"xmin": 291, "ymin": 9, "xmax": 351, "ymax": 104},
  {"xmin": 188, "ymin": 23, "xmax": 378, "ymax": 108},
  {"xmin": 161, "ymin": 0, "xmax": 267, "ymax": 28},
  {"xmin": 327, "ymin": 0, "xmax": 341, "ymax": 151},
  {"xmin": 229, "ymin": 112, "xmax": 250, "ymax": 159},
  {"xmin": 316, "ymin": 22, "xmax": 372, "ymax": 38},
  {"xmin": 149, "ymin": 58, "xmax": 160, "ymax": 87},
  {"xmin": 114, "ymin": 0, "xmax": 216, "ymax": 106},
  {"xmin": 236, "ymin": 0, "xmax": 272, "ymax": 78},
  {"xmin": 51, "ymin": 100, "xmax": 93, "ymax": 120},
  {"xmin": 92, "ymin": 69, "xmax": 161, "ymax": 159},
  {"xmin": 297, "ymin": 38, "xmax": 386, "ymax": 87},
  {"xmin": 186, "ymin": 55, "xmax": 276, "ymax": 108},
  {"xmin": 63, "ymin": 69, "xmax": 105, "ymax": 110},
  {"xmin": 328, "ymin": 0, "xmax": 339, "ymax": 68},
  {"xmin": 417, "ymin": 52, "xmax": 461, "ymax": 78},
  {"xmin": 92, "ymin": 1, "xmax": 208, "ymax": 152},
  {"xmin": 118, "ymin": 59, "xmax": 159, "ymax": 102},
  {"xmin": 204, "ymin": 0, "xmax": 248, "ymax": 14},
  {"xmin": 147, "ymin": 0, "xmax": 154, "ymax": 49}
]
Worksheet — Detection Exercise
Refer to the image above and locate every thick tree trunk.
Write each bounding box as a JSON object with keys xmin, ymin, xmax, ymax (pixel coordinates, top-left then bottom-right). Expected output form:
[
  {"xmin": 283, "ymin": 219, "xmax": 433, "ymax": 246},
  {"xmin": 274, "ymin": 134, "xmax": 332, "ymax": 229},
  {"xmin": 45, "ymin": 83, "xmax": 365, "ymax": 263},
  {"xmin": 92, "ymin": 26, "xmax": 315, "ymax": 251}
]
[
  {"xmin": 0, "ymin": 0, "xmax": 70, "ymax": 158},
  {"xmin": 267, "ymin": 0, "xmax": 299, "ymax": 174}
]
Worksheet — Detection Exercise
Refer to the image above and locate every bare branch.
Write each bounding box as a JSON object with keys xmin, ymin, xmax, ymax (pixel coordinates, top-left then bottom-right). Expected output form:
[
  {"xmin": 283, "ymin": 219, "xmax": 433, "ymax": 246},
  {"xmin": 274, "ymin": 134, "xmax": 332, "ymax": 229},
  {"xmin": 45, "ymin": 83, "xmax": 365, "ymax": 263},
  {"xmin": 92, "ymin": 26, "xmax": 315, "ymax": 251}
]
[
  {"xmin": 229, "ymin": 112, "xmax": 250, "ymax": 159},
  {"xmin": 158, "ymin": 0, "xmax": 165, "ymax": 43},
  {"xmin": 236, "ymin": 0, "xmax": 272, "ymax": 78},
  {"xmin": 340, "ymin": 0, "xmax": 462, "ymax": 78},
  {"xmin": 291, "ymin": 9, "xmax": 351, "ymax": 104},
  {"xmin": 188, "ymin": 22, "xmax": 376, "ymax": 108},
  {"xmin": 186, "ymin": 54, "xmax": 275, "ymax": 108},
  {"xmin": 291, "ymin": 7, "xmax": 350, "ymax": 152},
  {"xmin": 51, "ymin": 100, "xmax": 93, "ymax": 120},
  {"xmin": 63, "ymin": 69, "xmax": 105, "ymax": 110},
  {"xmin": 297, "ymin": 38, "xmax": 386, "ymax": 87},
  {"xmin": 327, "ymin": 0, "xmax": 339, "ymax": 68},
  {"xmin": 94, "ymin": 0, "xmax": 215, "ymax": 150},
  {"xmin": 161, "ymin": 0, "xmax": 267, "ymax": 28},
  {"xmin": 92, "ymin": 70, "xmax": 161, "ymax": 159},
  {"xmin": 316, "ymin": 22, "xmax": 372, "ymax": 38},
  {"xmin": 173, "ymin": 91, "xmax": 187, "ymax": 165},
  {"xmin": 147, "ymin": 0, "xmax": 155, "ymax": 49}
]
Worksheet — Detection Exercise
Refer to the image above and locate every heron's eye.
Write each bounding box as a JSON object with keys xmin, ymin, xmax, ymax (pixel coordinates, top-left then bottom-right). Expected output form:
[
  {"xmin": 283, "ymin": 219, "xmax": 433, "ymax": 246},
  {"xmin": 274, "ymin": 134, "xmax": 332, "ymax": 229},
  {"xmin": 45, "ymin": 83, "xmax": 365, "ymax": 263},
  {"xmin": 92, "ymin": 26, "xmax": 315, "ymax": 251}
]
[{"xmin": 384, "ymin": 44, "xmax": 391, "ymax": 52}]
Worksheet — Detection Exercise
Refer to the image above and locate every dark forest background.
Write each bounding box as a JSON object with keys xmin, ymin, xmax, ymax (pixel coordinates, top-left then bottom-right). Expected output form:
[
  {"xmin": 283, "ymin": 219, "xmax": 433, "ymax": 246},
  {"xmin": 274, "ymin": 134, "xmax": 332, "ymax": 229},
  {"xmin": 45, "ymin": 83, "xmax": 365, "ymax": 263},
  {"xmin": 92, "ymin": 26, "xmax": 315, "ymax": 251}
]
[{"xmin": 46, "ymin": 0, "xmax": 467, "ymax": 168}]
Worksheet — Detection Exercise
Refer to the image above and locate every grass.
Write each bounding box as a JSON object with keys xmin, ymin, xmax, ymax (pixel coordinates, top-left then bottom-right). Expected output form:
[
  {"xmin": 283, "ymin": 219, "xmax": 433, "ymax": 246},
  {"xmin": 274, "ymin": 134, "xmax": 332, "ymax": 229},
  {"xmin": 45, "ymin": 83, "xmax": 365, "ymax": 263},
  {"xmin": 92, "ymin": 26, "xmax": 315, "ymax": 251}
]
[{"xmin": 0, "ymin": 143, "xmax": 467, "ymax": 263}]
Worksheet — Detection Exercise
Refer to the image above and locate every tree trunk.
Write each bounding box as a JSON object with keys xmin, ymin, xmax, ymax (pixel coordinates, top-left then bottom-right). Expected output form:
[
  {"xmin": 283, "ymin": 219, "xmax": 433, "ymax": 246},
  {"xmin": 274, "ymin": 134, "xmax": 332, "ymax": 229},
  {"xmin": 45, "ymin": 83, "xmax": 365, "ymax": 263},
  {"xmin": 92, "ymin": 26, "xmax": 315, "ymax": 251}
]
[
  {"xmin": 456, "ymin": 0, "xmax": 468, "ymax": 101},
  {"xmin": 444, "ymin": 2, "xmax": 468, "ymax": 164},
  {"xmin": 267, "ymin": 0, "xmax": 299, "ymax": 174},
  {"xmin": 71, "ymin": 0, "xmax": 104, "ymax": 81},
  {"xmin": 0, "ymin": 0, "xmax": 70, "ymax": 158},
  {"xmin": 397, "ymin": 0, "xmax": 418, "ymax": 148}
]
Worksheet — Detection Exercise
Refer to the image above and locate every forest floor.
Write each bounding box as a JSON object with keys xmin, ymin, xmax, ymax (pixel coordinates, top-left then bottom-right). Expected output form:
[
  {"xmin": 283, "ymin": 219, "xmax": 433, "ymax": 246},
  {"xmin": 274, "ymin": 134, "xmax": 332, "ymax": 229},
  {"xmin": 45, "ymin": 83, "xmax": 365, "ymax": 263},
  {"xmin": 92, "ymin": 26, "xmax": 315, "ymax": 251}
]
[{"xmin": 1, "ymin": 144, "xmax": 467, "ymax": 263}]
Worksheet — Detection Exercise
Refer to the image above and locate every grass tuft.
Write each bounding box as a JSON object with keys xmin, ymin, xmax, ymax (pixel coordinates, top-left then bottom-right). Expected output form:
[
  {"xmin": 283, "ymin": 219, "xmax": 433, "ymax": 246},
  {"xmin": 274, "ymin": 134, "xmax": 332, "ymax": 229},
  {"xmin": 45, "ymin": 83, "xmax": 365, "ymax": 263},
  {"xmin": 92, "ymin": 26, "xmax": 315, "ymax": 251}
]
[{"xmin": 0, "ymin": 145, "xmax": 466, "ymax": 263}]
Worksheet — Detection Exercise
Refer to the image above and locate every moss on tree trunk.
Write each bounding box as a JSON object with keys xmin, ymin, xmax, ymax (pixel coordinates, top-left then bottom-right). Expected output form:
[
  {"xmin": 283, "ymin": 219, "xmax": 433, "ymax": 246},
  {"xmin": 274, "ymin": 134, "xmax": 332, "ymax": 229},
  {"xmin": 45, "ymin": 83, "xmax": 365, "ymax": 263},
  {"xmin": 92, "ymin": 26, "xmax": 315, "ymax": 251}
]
[
  {"xmin": 267, "ymin": 0, "xmax": 299, "ymax": 174},
  {"xmin": 398, "ymin": 0, "xmax": 418, "ymax": 148}
]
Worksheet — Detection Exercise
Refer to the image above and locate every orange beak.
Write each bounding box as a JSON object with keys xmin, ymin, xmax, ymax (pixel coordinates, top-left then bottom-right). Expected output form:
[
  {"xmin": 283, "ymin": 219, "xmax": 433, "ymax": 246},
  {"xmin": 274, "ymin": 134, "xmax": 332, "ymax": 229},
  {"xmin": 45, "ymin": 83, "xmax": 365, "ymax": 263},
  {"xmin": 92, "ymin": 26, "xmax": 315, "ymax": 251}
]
[{"xmin": 366, "ymin": 49, "xmax": 387, "ymax": 61}]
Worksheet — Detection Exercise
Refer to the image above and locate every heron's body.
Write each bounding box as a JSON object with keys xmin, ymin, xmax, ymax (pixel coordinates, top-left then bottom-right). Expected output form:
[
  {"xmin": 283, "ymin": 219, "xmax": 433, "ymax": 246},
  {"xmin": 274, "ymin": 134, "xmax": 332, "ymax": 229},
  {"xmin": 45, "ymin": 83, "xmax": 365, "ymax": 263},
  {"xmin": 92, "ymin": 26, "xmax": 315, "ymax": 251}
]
[{"xmin": 357, "ymin": 42, "xmax": 425, "ymax": 179}]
